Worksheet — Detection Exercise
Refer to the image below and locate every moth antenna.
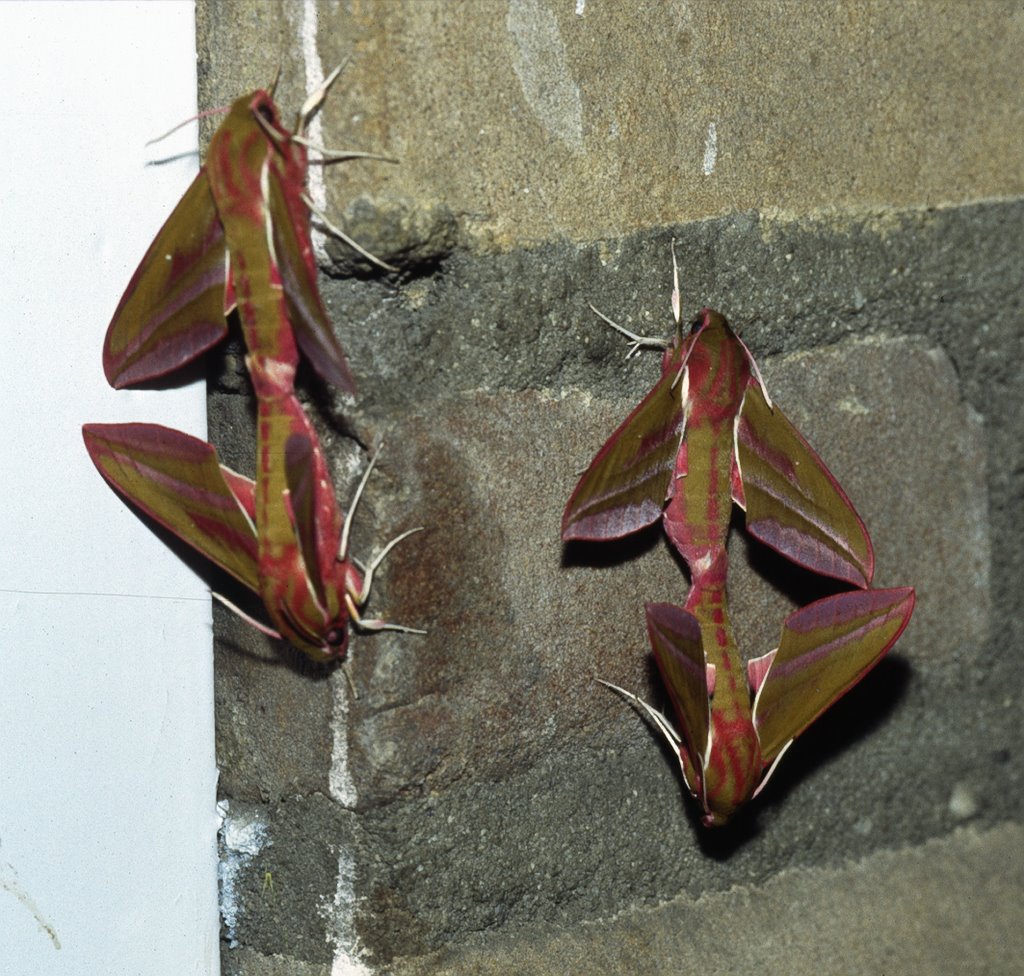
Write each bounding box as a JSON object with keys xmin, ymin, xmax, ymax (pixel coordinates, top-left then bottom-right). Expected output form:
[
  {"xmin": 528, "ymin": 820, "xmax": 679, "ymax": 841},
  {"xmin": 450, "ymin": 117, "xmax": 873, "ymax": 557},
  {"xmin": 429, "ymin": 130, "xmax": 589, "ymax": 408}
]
[
  {"xmin": 212, "ymin": 592, "xmax": 282, "ymax": 641},
  {"xmin": 267, "ymin": 64, "xmax": 282, "ymax": 99},
  {"xmin": 751, "ymin": 739, "xmax": 794, "ymax": 799},
  {"xmin": 293, "ymin": 137, "xmax": 398, "ymax": 166},
  {"xmin": 298, "ymin": 59, "xmax": 349, "ymax": 134},
  {"xmin": 598, "ymin": 680, "xmax": 681, "ymax": 750},
  {"xmin": 345, "ymin": 593, "xmax": 427, "ymax": 635},
  {"xmin": 588, "ymin": 303, "xmax": 668, "ymax": 359},
  {"xmin": 341, "ymin": 660, "xmax": 359, "ymax": 700},
  {"xmin": 670, "ymin": 238, "xmax": 682, "ymax": 325},
  {"xmin": 352, "ymin": 527, "xmax": 425, "ymax": 605},
  {"xmin": 144, "ymin": 105, "xmax": 229, "ymax": 147},
  {"xmin": 254, "ymin": 108, "xmax": 285, "ymax": 146},
  {"xmin": 302, "ymin": 193, "xmax": 398, "ymax": 272},
  {"xmin": 340, "ymin": 443, "xmax": 384, "ymax": 561}
]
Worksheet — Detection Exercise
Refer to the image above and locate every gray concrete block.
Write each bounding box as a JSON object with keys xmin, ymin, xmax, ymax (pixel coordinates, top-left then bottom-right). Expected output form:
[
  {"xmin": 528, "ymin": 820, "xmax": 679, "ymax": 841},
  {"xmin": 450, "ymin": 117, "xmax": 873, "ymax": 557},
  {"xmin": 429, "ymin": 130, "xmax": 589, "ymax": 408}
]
[
  {"xmin": 322, "ymin": 331, "xmax": 987, "ymax": 963},
  {"xmin": 211, "ymin": 201, "xmax": 1024, "ymax": 967}
]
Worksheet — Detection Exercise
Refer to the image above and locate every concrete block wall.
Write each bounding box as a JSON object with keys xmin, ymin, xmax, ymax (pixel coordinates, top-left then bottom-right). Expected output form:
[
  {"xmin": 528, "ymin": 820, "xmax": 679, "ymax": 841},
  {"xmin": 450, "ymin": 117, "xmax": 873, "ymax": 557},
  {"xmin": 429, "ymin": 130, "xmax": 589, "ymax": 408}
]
[{"xmin": 196, "ymin": 2, "xmax": 1024, "ymax": 972}]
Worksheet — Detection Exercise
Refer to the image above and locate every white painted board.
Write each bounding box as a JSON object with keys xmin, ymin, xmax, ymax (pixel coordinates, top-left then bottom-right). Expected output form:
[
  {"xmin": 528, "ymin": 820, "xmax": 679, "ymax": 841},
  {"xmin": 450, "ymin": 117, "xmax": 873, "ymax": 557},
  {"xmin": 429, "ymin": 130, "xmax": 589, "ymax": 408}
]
[{"xmin": 0, "ymin": 3, "xmax": 220, "ymax": 973}]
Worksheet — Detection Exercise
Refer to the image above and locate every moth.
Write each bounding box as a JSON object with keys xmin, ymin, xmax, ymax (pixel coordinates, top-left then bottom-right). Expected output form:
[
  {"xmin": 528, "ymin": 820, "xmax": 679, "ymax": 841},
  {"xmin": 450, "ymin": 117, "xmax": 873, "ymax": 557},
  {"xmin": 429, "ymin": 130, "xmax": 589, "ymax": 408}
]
[
  {"xmin": 635, "ymin": 585, "xmax": 914, "ymax": 826},
  {"xmin": 82, "ymin": 419, "xmax": 418, "ymax": 663},
  {"xmin": 563, "ymin": 250, "xmax": 915, "ymax": 824},
  {"xmin": 87, "ymin": 70, "xmax": 416, "ymax": 663},
  {"xmin": 102, "ymin": 63, "xmax": 391, "ymax": 393}
]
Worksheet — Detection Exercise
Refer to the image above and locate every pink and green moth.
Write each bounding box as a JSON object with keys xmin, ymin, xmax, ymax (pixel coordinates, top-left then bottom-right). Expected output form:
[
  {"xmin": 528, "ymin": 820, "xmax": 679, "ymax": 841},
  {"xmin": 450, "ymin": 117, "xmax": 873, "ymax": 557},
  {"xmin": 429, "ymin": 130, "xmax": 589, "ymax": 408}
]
[
  {"xmin": 563, "ymin": 248, "xmax": 915, "ymax": 825},
  {"xmin": 85, "ymin": 68, "xmax": 418, "ymax": 664},
  {"xmin": 82, "ymin": 420, "xmax": 418, "ymax": 663},
  {"xmin": 102, "ymin": 63, "xmax": 392, "ymax": 393}
]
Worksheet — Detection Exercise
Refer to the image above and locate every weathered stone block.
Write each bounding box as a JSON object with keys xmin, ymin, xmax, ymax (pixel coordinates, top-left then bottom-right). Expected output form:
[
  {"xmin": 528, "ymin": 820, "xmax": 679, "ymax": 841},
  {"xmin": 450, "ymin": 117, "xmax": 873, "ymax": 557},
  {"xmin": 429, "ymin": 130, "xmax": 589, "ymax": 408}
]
[
  {"xmin": 198, "ymin": 1, "xmax": 1024, "ymax": 262},
  {"xmin": 321, "ymin": 333, "xmax": 986, "ymax": 962}
]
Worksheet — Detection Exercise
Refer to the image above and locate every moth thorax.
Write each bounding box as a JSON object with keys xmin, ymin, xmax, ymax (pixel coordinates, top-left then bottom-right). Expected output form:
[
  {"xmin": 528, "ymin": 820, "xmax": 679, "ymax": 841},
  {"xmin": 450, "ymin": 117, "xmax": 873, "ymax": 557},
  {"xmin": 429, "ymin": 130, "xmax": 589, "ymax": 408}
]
[{"xmin": 249, "ymin": 357, "xmax": 297, "ymax": 398}]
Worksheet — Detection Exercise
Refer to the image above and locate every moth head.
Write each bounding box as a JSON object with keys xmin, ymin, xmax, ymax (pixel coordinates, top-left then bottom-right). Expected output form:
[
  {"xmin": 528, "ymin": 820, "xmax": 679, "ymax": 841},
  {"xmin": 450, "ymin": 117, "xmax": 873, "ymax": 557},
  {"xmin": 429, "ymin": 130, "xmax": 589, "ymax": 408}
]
[
  {"xmin": 249, "ymin": 90, "xmax": 288, "ymax": 147},
  {"xmin": 695, "ymin": 709, "xmax": 763, "ymax": 827},
  {"xmin": 281, "ymin": 597, "xmax": 351, "ymax": 664},
  {"xmin": 688, "ymin": 307, "xmax": 729, "ymax": 336},
  {"xmin": 322, "ymin": 623, "xmax": 350, "ymax": 660},
  {"xmin": 293, "ymin": 618, "xmax": 350, "ymax": 665}
]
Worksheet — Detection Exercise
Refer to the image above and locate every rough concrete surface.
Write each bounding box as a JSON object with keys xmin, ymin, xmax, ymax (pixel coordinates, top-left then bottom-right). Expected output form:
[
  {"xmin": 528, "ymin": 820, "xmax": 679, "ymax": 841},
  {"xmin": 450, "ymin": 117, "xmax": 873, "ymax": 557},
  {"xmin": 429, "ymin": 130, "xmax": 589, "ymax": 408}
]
[
  {"xmin": 341, "ymin": 335, "xmax": 989, "ymax": 963},
  {"xmin": 394, "ymin": 822, "xmax": 1024, "ymax": 976},
  {"xmin": 195, "ymin": 2, "xmax": 1024, "ymax": 973},
  {"xmin": 214, "ymin": 206, "xmax": 1023, "ymax": 972},
  {"xmin": 353, "ymin": 335, "xmax": 984, "ymax": 807},
  {"xmin": 199, "ymin": 0, "xmax": 1024, "ymax": 260}
]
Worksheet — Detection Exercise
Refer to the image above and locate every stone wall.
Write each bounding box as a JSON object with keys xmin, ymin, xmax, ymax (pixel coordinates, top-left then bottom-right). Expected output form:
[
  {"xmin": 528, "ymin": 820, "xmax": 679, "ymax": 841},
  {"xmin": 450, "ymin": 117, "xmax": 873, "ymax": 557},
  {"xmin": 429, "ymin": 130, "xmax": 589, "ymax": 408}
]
[{"xmin": 197, "ymin": 2, "xmax": 1024, "ymax": 973}]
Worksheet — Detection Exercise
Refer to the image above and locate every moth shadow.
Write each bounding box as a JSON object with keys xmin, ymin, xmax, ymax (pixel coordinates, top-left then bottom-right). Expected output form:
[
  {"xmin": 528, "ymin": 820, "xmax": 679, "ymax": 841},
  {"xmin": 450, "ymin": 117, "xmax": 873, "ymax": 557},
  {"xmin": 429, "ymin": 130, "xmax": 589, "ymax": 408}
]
[
  {"xmin": 561, "ymin": 522, "xmax": 663, "ymax": 570},
  {"xmin": 100, "ymin": 490, "xmax": 236, "ymax": 595},
  {"xmin": 103, "ymin": 495, "xmax": 336, "ymax": 676},
  {"xmin": 296, "ymin": 359, "xmax": 363, "ymax": 443},
  {"xmin": 145, "ymin": 149, "xmax": 201, "ymax": 168},
  {"xmin": 755, "ymin": 652, "xmax": 913, "ymax": 806},
  {"xmin": 213, "ymin": 618, "xmax": 339, "ymax": 679},
  {"xmin": 693, "ymin": 804, "xmax": 764, "ymax": 857},
  {"xmin": 642, "ymin": 512, "xmax": 852, "ymax": 612},
  {"xmin": 733, "ymin": 509, "xmax": 855, "ymax": 606}
]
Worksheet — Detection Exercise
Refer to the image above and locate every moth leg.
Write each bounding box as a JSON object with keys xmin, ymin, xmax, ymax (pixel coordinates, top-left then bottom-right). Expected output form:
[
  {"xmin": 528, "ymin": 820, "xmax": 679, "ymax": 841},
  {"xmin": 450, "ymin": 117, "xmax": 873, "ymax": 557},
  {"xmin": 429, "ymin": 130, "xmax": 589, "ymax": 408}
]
[
  {"xmin": 341, "ymin": 660, "xmax": 360, "ymax": 700},
  {"xmin": 588, "ymin": 303, "xmax": 669, "ymax": 359},
  {"xmin": 344, "ymin": 591, "xmax": 426, "ymax": 636},
  {"xmin": 303, "ymin": 193, "xmax": 397, "ymax": 272},
  {"xmin": 598, "ymin": 679, "xmax": 682, "ymax": 751},
  {"xmin": 340, "ymin": 444, "xmax": 426, "ymax": 634},
  {"xmin": 343, "ymin": 528, "xmax": 426, "ymax": 635},
  {"xmin": 352, "ymin": 527, "xmax": 424, "ymax": 605},
  {"xmin": 298, "ymin": 143, "xmax": 397, "ymax": 164}
]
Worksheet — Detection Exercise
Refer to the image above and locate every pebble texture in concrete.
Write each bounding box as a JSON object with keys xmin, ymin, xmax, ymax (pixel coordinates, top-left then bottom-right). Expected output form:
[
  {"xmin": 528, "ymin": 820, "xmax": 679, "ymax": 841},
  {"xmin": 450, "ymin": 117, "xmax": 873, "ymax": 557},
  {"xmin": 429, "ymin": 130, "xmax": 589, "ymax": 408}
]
[{"xmin": 394, "ymin": 822, "xmax": 1024, "ymax": 976}]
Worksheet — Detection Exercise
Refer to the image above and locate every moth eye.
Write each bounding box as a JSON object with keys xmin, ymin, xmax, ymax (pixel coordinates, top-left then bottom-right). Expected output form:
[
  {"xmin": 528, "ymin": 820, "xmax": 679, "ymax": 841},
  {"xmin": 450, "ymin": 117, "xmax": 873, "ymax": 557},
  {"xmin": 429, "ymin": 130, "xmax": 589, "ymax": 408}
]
[
  {"xmin": 325, "ymin": 627, "xmax": 347, "ymax": 649},
  {"xmin": 258, "ymin": 104, "xmax": 275, "ymax": 124},
  {"xmin": 688, "ymin": 316, "xmax": 703, "ymax": 336}
]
